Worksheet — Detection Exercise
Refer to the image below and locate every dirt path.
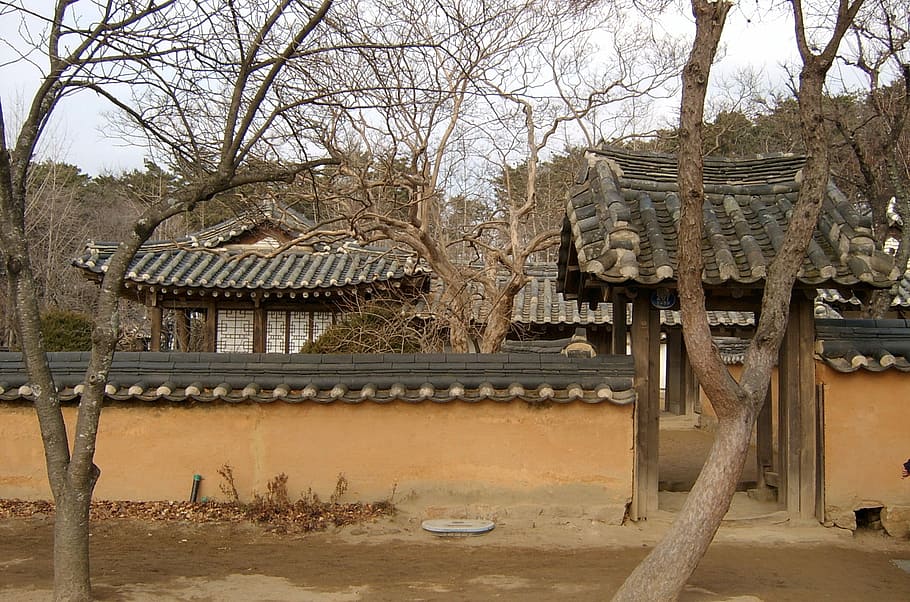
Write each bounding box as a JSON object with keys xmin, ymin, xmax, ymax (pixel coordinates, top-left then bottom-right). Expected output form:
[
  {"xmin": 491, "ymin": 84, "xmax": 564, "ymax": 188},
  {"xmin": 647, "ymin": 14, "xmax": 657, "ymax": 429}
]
[
  {"xmin": 2, "ymin": 513, "xmax": 909, "ymax": 601},
  {"xmin": 3, "ymin": 421, "xmax": 906, "ymax": 601}
]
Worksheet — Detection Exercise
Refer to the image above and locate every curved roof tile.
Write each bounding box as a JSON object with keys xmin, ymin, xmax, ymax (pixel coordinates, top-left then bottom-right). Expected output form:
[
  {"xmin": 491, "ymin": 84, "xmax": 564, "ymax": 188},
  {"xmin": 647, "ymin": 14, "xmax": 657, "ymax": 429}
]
[
  {"xmin": 0, "ymin": 352, "xmax": 636, "ymax": 406},
  {"xmin": 558, "ymin": 147, "xmax": 898, "ymax": 292},
  {"xmin": 815, "ymin": 318, "xmax": 910, "ymax": 372},
  {"xmin": 75, "ymin": 244, "xmax": 425, "ymax": 293}
]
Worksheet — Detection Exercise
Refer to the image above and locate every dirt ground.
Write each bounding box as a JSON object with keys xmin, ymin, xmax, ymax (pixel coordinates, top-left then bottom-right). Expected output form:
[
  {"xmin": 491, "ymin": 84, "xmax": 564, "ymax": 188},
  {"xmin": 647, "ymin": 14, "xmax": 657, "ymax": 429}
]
[
  {"xmin": 2, "ymin": 513, "xmax": 909, "ymax": 601},
  {"xmin": 2, "ymin": 421, "xmax": 908, "ymax": 601}
]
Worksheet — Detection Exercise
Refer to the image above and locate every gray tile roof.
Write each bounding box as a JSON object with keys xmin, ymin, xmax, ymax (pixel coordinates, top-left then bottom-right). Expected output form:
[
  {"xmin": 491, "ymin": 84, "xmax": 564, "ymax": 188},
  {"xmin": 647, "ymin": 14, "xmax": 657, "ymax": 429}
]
[
  {"xmin": 558, "ymin": 147, "xmax": 898, "ymax": 295},
  {"xmin": 507, "ymin": 265, "xmax": 609, "ymax": 325},
  {"xmin": 0, "ymin": 352, "xmax": 636, "ymax": 405},
  {"xmin": 815, "ymin": 319, "xmax": 910, "ymax": 372},
  {"xmin": 75, "ymin": 242, "xmax": 424, "ymax": 293},
  {"xmin": 713, "ymin": 337, "xmax": 752, "ymax": 365},
  {"xmin": 164, "ymin": 201, "xmax": 315, "ymax": 249},
  {"xmin": 818, "ymin": 269, "xmax": 910, "ymax": 310},
  {"xmin": 73, "ymin": 203, "xmax": 427, "ymax": 293},
  {"xmin": 496, "ymin": 265, "xmax": 755, "ymax": 328}
]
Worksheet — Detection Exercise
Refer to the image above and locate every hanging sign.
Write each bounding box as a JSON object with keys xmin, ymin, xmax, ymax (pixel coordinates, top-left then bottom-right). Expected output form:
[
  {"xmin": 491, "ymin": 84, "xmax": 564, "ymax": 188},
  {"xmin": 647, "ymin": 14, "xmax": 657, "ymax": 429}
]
[{"xmin": 650, "ymin": 289, "xmax": 677, "ymax": 310}]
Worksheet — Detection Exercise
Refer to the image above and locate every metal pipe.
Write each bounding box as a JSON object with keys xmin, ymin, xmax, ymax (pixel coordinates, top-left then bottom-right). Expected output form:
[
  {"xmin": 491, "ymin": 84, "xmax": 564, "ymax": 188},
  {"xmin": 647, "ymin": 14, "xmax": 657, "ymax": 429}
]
[{"xmin": 190, "ymin": 474, "xmax": 202, "ymax": 503}]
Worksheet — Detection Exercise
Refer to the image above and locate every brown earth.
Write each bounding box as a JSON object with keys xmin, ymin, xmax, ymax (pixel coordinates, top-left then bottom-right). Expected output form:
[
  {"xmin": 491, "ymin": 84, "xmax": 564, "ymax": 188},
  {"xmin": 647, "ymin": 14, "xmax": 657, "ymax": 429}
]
[
  {"xmin": 2, "ymin": 421, "xmax": 908, "ymax": 601},
  {"xmin": 2, "ymin": 513, "xmax": 909, "ymax": 601}
]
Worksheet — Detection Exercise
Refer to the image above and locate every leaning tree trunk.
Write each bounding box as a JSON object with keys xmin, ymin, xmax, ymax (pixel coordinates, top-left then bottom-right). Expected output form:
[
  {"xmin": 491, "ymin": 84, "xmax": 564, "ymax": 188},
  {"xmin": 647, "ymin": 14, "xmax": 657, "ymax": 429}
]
[
  {"xmin": 612, "ymin": 2, "xmax": 736, "ymax": 599},
  {"xmin": 614, "ymin": 408, "xmax": 759, "ymax": 600},
  {"xmin": 615, "ymin": 1, "xmax": 864, "ymax": 599}
]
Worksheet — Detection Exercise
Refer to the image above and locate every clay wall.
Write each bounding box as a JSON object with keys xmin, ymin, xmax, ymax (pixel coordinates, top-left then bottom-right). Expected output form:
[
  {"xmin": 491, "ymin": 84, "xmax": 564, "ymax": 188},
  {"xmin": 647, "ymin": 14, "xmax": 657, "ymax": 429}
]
[
  {"xmin": 1, "ymin": 400, "xmax": 633, "ymax": 520},
  {"xmin": 817, "ymin": 364, "xmax": 910, "ymax": 533}
]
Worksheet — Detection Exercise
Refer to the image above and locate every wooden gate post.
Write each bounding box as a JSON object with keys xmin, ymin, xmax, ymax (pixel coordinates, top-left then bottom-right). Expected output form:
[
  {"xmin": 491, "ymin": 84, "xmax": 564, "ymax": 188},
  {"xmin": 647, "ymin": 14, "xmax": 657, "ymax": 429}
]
[
  {"xmin": 631, "ymin": 294, "xmax": 660, "ymax": 520},
  {"xmin": 665, "ymin": 328, "xmax": 683, "ymax": 415},
  {"xmin": 778, "ymin": 295, "xmax": 818, "ymax": 520}
]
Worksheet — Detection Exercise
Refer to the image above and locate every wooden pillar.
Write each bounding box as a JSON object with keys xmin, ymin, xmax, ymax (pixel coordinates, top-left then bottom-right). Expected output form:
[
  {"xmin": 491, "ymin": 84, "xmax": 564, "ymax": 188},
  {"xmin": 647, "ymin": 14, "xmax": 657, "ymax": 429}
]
[
  {"xmin": 149, "ymin": 293, "xmax": 163, "ymax": 351},
  {"xmin": 665, "ymin": 328, "xmax": 683, "ymax": 414},
  {"xmin": 778, "ymin": 295, "xmax": 818, "ymax": 520},
  {"xmin": 592, "ymin": 326, "xmax": 611, "ymax": 356},
  {"xmin": 611, "ymin": 291, "xmax": 628, "ymax": 355},
  {"xmin": 175, "ymin": 310, "xmax": 189, "ymax": 351},
  {"xmin": 754, "ymin": 387, "xmax": 776, "ymax": 499},
  {"xmin": 205, "ymin": 303, "xmax": 217, "ymax": 352},
  {"xmin": 815, "ymin": 382, "xmax": 826, "ymax": 521},
  {"xmin": 680, "ymin": 341, "xmax": 699, "ymax": 415},
  {"xmin": 631, "ymin": 294, "xmax": 660, "ymax": 520},
  {"xmin": 252, "ymin": 306, "xmax": 266, "ymax": 353}
]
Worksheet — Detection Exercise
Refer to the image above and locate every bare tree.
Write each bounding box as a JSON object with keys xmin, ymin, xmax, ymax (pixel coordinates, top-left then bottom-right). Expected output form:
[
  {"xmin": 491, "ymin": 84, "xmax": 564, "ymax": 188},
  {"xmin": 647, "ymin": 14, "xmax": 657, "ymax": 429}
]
[
  {"xmin": 318, "ymin": 0, "xmax": 681, "ymax": 352},
  {"xmin": 830, "ymin": 0, "xmax": 909, "ymax": 316},
  {"xmin": 0, "ymin": 1, "xmax": 339, "ymax": 599},
  {"xmin": 613, "ymin": 0, "xmax": 864, "ymax": 600}
]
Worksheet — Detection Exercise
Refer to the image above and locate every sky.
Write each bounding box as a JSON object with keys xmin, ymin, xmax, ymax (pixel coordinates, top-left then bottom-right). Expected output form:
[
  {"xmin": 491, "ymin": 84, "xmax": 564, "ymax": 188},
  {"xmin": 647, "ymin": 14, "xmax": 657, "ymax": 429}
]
[{"xmin": 1, "ymin": 3, "xmax": 804, "ymax": 177}]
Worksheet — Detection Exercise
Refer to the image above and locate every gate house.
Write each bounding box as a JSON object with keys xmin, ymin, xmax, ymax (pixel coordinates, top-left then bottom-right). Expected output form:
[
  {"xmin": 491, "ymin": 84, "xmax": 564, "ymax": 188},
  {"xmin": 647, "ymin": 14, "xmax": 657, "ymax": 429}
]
[{"xmin": 557, "ymin": 147, "xmax": 897, "ymax": 520}]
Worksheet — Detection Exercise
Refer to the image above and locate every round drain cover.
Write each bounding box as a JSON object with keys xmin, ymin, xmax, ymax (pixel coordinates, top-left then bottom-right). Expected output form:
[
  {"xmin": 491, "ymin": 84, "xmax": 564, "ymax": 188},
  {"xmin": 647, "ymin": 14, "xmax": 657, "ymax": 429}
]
[{"xmin": 421, "ymin": 518, "xmax": 495, "ymax": 535}]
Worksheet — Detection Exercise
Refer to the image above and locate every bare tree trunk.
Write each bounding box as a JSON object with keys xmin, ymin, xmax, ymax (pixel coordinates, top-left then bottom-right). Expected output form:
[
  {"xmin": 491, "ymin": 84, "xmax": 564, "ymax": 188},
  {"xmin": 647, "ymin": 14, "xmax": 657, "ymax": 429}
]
[
  {"xmin": 613, "ymin": 2, "xmax": 732, "ymax": 599},
  {"xmin": 5, "ymin": 243, "xmax": 96, "ymax": 601},
  {"xmin": 479, "ymin": 303, "xmax": 513, "ymax": 353},
  {"xmin": 53, "ymin": 485, "xmax": 94, "ymax": 602},
  {"xmin": 614, "ymin": 410, "xmax": 757, "ymax": 601},
  {"xmin": 615, "ymin": 1, "xmax": 864, "ymax": 599}
]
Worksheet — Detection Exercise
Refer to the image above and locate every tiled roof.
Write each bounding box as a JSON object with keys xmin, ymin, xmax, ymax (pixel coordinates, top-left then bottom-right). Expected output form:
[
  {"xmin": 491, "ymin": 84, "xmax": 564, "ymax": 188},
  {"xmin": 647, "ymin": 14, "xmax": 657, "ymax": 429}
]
[
  {"xmin": 164, "ymin": 201, "xmax": 315, "ymax": 249},
  {"xmin": 815, "ymin": 319, "xmax": 910, "ymax": 372},
  {"xmin": 73, "ymin": 202, "xmax": 426, "ymax": 293},
  {"xmin": 818, "ymin": 269, "xmax": 910, "ymax": 310},
  {"xmin": 495, "ymin": 265, "xmax": 755, "ymax": 328},
  {"xmin": 714, "ymin": 337, "xmax": 752, "ymax": 365},
  {"xmin": 75, "ymin": 242, "xmax": 424, "ymax": 293},
  {"xmin": 507, "ymin": 265, "xmax": 609, "ymax": 325},
  {"xmin": 0, "ymin": 352, "xmax": 636, "ymax": 405},
  {"xmin": 558, "ymin": 147, "xmax": 898, "ymax": 295}
]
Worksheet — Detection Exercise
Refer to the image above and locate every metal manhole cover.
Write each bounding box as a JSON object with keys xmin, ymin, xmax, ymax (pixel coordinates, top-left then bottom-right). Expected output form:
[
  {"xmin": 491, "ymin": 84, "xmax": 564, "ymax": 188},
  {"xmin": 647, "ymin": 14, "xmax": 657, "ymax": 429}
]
[{"xmin": 421, "ymin": 519, "xmax": 495, "ymax": 535}]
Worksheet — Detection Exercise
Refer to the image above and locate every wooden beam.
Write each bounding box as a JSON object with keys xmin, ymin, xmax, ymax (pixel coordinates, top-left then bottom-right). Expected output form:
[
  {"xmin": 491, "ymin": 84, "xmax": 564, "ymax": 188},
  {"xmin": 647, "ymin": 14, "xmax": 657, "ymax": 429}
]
[
  {"xmin": 148, "ymin": 305, "xmax": 162, "ymax": 352},
  {"xmin": 205, "ymin": 302, "xmax": 217, "ymax": 352},
  {"xmin": 647, "ymin": 303, "xmax": 660, "ymax": 514},
  {"xmin": 681, "ymin": 342, "xmax": 699, "ymax": 416},
  {"xmin": 665, "ymin": 328, "xmax": 683, "ymax": 414},
  {"xmin": 778, "ymin": 302, "xmax": 798, "ymax": 513},
  {"xmin": 630, "ymin": 295, "xmax": 660, "ymax": 520},
  {"xmin": 592, "ymin": 325, "xmax": 611, "ymax": 356},
  {"xmin": 816, "ymin": 382, "xmax": 826, "ymax": 522},
  {"xmin": 778, "ymin": 295, "xmax": 819, "ymax": 520},
  {"xmin": 252, "ymin": 307, "xmax": 266, "ymax": 353},
  {"xmin": 797, "ymin": 297, "xmax": 817, "ymax": 520},
  {"xmin": 755, "ymin": 387, "xmax": 776, "ymax": 500},
  {"xmin": 611, "ymin": 291, "xmax": 628, "ymax": 355}
]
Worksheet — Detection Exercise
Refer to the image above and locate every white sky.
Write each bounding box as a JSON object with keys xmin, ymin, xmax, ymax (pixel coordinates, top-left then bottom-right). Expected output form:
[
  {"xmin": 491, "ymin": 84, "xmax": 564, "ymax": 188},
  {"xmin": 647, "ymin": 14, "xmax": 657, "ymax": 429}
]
[{"xmin": 0, "ymin": 3, "xmax": 806, "ymax": 177}]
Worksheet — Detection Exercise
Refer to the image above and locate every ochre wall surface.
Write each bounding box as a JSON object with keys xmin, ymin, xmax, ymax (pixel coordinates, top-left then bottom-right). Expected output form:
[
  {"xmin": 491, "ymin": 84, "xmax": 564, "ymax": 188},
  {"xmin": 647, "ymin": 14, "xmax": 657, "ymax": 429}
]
[
  {"xmin": 1, "ymin": 401, "xmax": 633, "ymax": 518},
  {"xmin": 818, "ymin": 364, "xmax": 910, "ymax": 526}
]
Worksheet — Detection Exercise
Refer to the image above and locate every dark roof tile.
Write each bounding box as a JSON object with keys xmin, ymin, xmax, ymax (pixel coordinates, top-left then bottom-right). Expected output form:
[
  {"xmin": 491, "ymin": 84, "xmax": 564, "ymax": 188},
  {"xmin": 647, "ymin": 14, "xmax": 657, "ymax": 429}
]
[
  {"xmin": 816, "ymin": 318, "xmax": 910, "ymax": 372},
  {"xmin": 0, "ymin": 352, "xmax": 635, "ymax": 405},
  {"xmin": 558, "ymin": 147, "xmax": 898, "ymax": 292}
]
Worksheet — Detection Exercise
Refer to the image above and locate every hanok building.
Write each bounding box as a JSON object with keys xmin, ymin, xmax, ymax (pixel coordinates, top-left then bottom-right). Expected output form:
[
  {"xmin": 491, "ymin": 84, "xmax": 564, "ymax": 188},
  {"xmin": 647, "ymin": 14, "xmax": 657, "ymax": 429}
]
[
  {"xmin": 558, "ymin": 146, "xmax": 898, "ymax": 520},
  {"xmin": 73, "ymin": 204, "xmax": 429, "ymax": 353}
]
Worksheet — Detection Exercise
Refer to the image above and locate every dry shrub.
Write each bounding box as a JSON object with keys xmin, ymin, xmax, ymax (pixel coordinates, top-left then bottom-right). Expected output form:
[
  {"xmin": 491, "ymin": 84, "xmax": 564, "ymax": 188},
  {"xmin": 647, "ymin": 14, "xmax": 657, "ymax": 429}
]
[{"xmin": 218, "ymin": 469, "xmax": 393, "ymax": 533}]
